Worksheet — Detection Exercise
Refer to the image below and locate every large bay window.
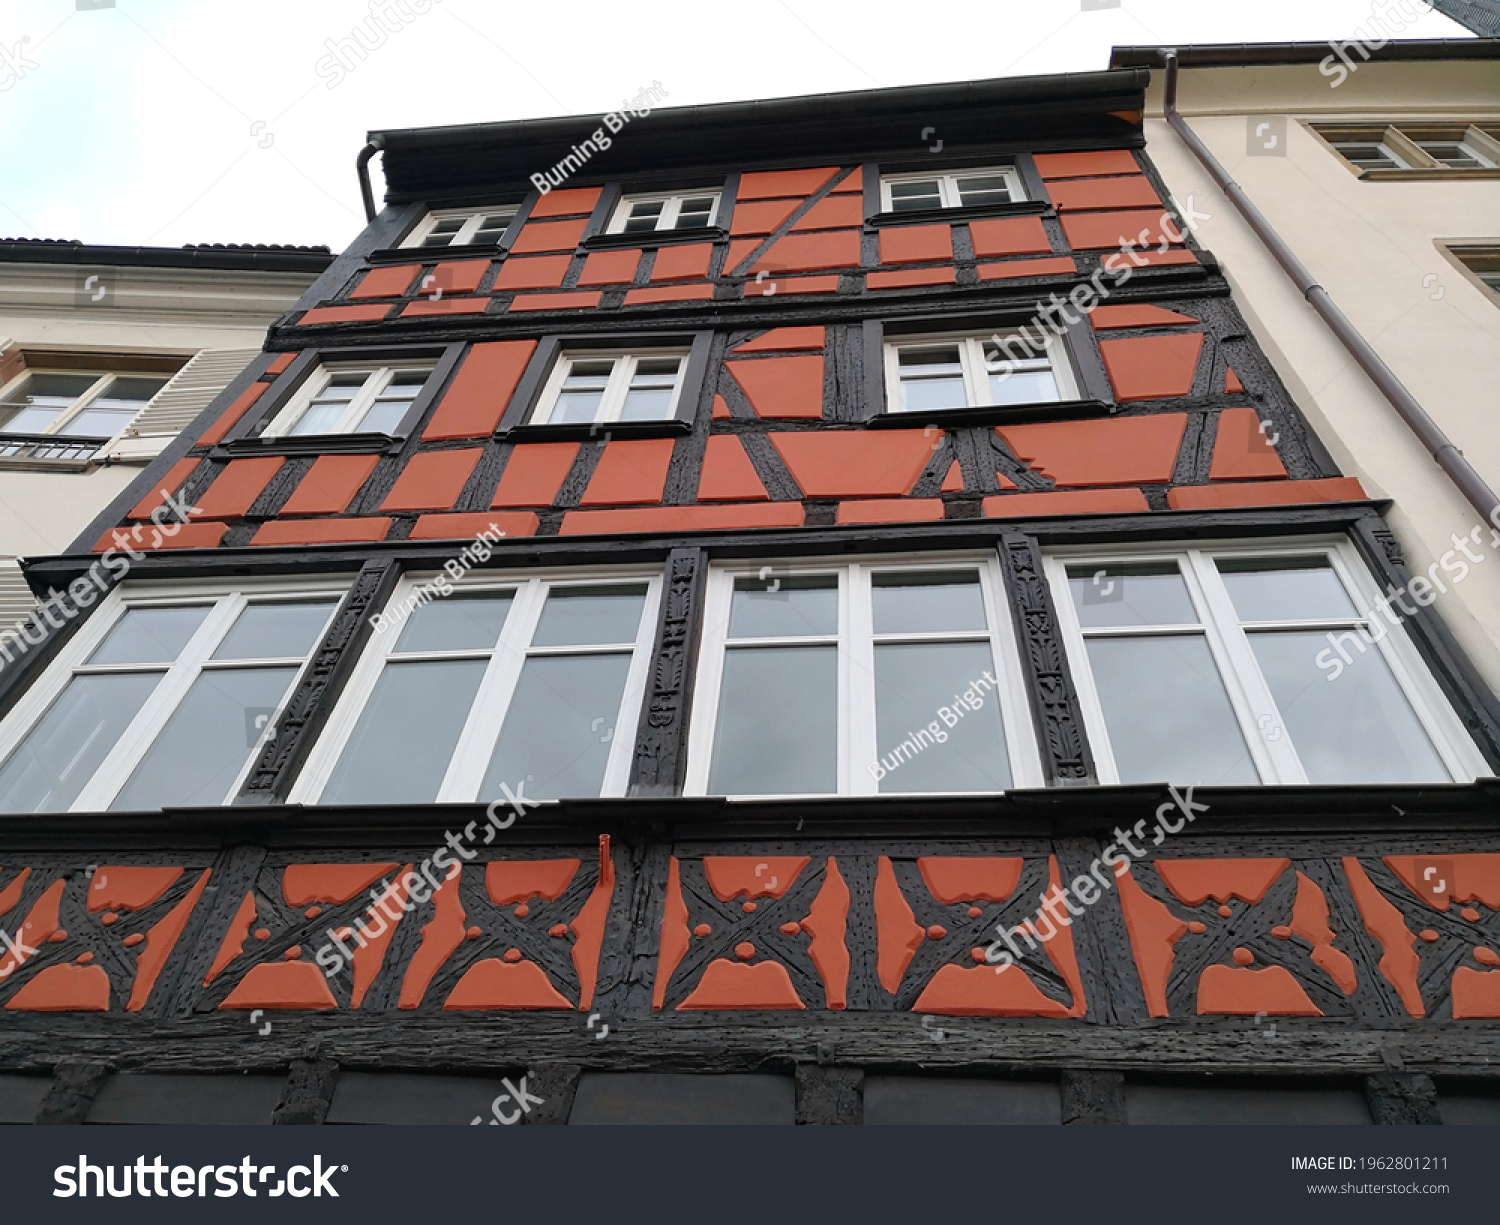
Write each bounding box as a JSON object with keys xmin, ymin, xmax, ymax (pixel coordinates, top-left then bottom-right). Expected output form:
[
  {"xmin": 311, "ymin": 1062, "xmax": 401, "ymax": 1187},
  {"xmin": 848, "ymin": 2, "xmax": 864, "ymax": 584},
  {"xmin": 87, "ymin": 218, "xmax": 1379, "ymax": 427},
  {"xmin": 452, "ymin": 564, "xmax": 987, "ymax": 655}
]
[
  {"xmin": 295, "ymin": 571, "xmax": 661, "ymax": 805},
  {"xmin": 686, "ymin": 557, "xmax": 1041, "ymax": 798},
  {"xmin": 1046, "ymin": 541, "xmax": 1488, "ymax": 786},
  {"xmin": 0, "ymin": 581, "xmax": 342, "ymax": 812}
]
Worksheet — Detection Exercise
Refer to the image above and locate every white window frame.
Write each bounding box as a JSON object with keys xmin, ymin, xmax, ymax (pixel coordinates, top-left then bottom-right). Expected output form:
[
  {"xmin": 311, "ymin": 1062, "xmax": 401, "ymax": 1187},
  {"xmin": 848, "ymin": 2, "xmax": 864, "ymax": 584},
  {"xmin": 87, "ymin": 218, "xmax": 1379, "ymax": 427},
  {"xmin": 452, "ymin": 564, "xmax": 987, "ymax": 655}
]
[
  {"xmin": 884, "ymin": 331, "xmax": 1079, "ymax": 415},
  {"xmin": 262, "ymin": 362, "xmax": 435, "ymax": 439},
  {"xmin": 1330, "ymin": 139, "xmax": 1412, "ymax": 170},
  {"xmin": 879, "ymin": 166, "xmax": 1026, "ymax": 212},
  {"xmin": 401, "ymin": 206, "xmax": 519, "ymax": 248},
  {"xmin": 0, "ymin": 576, "xmax": 346, "ymax": 813},
  {"xmin": 606, "ymin": 191, "xmax": 722, "ymax": 235},
  {"xmin": 1044, "ymin": 536, "xmax": 1490, "ymax": 786},
  {"xmin": 684, "ymin": 553, "xmax": 1044, "ymax": 799},
  {"xmin": 531, "ymin": 348, "xmax": 690, "ymax": 427},
  {"xmin": 0, "ymin": 368, "xmax": 175, "ymax": 438},
  {"xmin": 291, "ymin": 567, "xmax": 662, "ymax": 804}
]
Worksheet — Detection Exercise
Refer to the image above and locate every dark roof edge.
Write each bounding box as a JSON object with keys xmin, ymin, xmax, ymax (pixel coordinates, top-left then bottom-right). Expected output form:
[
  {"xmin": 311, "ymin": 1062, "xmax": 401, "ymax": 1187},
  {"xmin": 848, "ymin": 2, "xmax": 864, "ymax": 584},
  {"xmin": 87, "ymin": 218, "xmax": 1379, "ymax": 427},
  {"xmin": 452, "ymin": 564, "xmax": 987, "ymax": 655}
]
[
  {"xmin": 368, "ymin": 67, "xmax": 1150, "ymax": 151},
  {"xmin": 0, "ymin": 241, "xmax": 334, "ymax": 274},
  {"xmin": 1111, "ymin": 38, "xmax": 1496, "ymax": 69}
]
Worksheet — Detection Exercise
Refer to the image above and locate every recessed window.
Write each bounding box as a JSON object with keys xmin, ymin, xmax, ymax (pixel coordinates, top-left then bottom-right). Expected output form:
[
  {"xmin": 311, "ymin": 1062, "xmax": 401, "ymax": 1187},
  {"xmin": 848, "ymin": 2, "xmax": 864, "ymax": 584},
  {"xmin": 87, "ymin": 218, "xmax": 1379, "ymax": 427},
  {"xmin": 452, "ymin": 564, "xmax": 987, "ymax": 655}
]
[
  {"xmin": 0, "ymin": 370, "xmax": 171, "ymax": 454},
  {"xmin": 0, "ymin": 584, "xmax": 342, "ymax": 812},
  {"xmin": 686, "ymin": 559, "xmax": 1040, "ymax": 798},
  {"xmin": 885, "ymin": 333, "xmax": 1077, "ymax": 414},
  {"xmin": 1329, "ymin": 140, "xmax": 1410, "ymax": 171},
  {"xmin": 296, "ymin": 573, "xmax": 661, "ymax": 804},
  {"xmin": 1446, "ymin": 245, "xmax": 1500, "ymax": 298},
  {"xmin": 1316, "ymin": 123, "xmax": 1500, "ymax": 175},
  {"xmin": 403, "ymin": 207, "xmax": 518, "ymax": 248},
  {"xmin": 1047, "ymin": 543, "xmax": 1488, "ymax": 787},
  {"xmin": 264, "ymin": 362, "xmax": 435, "ymax": 438},
  {"xmin": 532, "ymin": 349, "xmax": 689, "ymax": 427},
  {"xmin": 880, "ymin": 167, "xmax": 1025, "ymax": 213},
  {"xmin": 607, "ymin": 191, "xmax": 720, "ymax": 235}
]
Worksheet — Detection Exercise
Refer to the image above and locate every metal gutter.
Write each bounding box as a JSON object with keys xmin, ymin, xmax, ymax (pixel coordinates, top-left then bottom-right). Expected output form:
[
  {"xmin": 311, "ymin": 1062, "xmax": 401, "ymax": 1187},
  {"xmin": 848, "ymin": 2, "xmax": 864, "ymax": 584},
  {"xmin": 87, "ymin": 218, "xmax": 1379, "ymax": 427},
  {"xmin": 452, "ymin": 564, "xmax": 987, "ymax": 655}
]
[
  {"xmin": 0, "ymin": 240, "xmax": 331, "ymax": 274},
  {"xmin": 356, "ymin": 139, "xmax": 383, "ymax": 222},
  {"xmin": 1113, "ymin": 39, "xmax": 1499, "ymax": 68},
  {"xmin": 1160, "ymin": 50, "xmax": 1500, "ymax": 526}
]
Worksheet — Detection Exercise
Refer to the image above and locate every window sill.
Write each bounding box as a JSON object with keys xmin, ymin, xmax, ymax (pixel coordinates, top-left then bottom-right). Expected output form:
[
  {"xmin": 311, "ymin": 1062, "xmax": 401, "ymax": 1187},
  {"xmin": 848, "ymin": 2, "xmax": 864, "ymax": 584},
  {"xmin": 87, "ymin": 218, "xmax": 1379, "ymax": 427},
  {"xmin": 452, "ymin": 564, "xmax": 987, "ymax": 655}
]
[
  {"xmin": 1357, "ymin": 167, "xmax": 1500, "ymax": 181},
  {"xmin": 866, "ymin": 398, "xmax": 1112, "ymax": 429},
  {"xmin": 217, "ymin": 431, "xmax": 403, "ymax": 458},
  {"xmin": 501, "ymin": 417, "xmax": 692, "ymax": 443},
  {"xmin": 867, "ymin": 199, "xmax": 1053, "ymax": 229},
  {"xmin": 582, "ymin": 226, "xmax": 727, "ymax": 251},
  {"xmin": 366, "ymin": 242, "xmax": 503, "ymax": 264}
]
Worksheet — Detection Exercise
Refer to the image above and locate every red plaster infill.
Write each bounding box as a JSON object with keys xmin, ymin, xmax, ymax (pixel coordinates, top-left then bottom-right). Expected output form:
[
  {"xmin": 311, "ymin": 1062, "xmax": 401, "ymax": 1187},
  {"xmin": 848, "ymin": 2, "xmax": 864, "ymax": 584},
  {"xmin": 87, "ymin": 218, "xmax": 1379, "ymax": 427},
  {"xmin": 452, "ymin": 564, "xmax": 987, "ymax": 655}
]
[
  {"xmin": 725, "ymin": 354, "xmax": 824, "ymax": 420},
  {"xmin": 94, "ymin": 521, "xmax": 227, "ymax": 552},
  {"xmin": 623, "ymin": 285, "xmax": 714, "ymax": 305},
  {"xmin": 730, "ymin": 199, "xmax": 801, "ymax": 236},
  {"xmin": 578, "ymin": 250, "xmax": 640, "ymax": 285},
  {"xmin": 697, "ymin": 435, "xmax": 770, "ymax": 501},
  {"xmin": 1098, "ymin": 333, "xmax": 1204, "ymax": 401},
  {"xmin": 296, "ymin": 304, "xmax": 390, "ymax": 325},
  {"xmin": 401, "ymin": 298, "xmax": 489, "ymax": 317},
  {"xmin": 770, "ymin": 431, "xmax": 935, "ymax": 498},
  {"xmin": 791, "ymin": 195, "xmax": 863, "ymax": 231},
  {"xmin": 1209, "ymin": 406, "xmax": 1289, "ymax": 482},
  {"xmin": 968, "ymin": 217, "xmax": 1052, "ymax": 258},
  {"xmin": 997, "ymin": 414, "xmax": 1187, "ymax": 487},
  {"xmin": 560, "ymin": 503, "xmax": 804, "ymax": 535},
  {"xmin": 507, "ymin": 290, "xmax": 602, "ymax": 311},
  {"xmin": 492, "ymin": 442, "xmax": 580, "ymax": 507},
  {"xmin": 1034, "ymin": 150, "xmax": 1141, "ymax": 178},
  {"xmin": 737, "ymin": 168, "xmax": 842, "ymax": 199},
  {"xmin": 528, "ymin": 186, "xmax": 602, "ymax": 218},
  {"xmin": 265, "ymin": 354, "xmax": 295, "ymax": 375},
  {"xmin": 746, "ymin": 231, "xmax": 861, "ymax": 274},
  {"xmin": 650, "ymin": 243, "xmax": 714, "ymax": 282},
  {"xmin": 250, "ymin": 518, "xmax": 392, "ymax": 546},
  {"xmin": 878, "ymin": 225, "xmax": 952, "ymax": 264},
  {"xmin": 509, "ymin": 217, "xmax": 588, "ymax": 253},
  {"xmin": 1090, "ymin": 304, "xmax": 1198, "ymax": 328},
  {"xmin": 423, "ymin": 341, "xmax": 535, "ymax": 440},
  {"xmin": 409, "ymin": 511, "xmax": 539, "ymax": 540},
  {"xmin": 866, "ymin": 267, "xmax": 956, "ymax": 289},
  {"xmin": 836, "ymin": 499, "xmax": 946, "ymax": 524},
  {"xmin": 196, "ymin": 383, "xmax": 266, "ymax": 447},
  {"xmin": 579, "ymin": 438, "xmax": 675, "ymax": 506},
  {"xmin": 380, "ymin": 448, "xmax": 484, "ymax": 512},
  {"xmin": 1062, "ymin": 210, "xmax": 1186, "ymax": 251},
  {"xmin": 1167, "ymin": 478, "xmax": 1366, "ymax": 510},
  {"xmin": 981, "ymin": 489, "xmax": 1151, "ymax": 518},
  {"xmin": 493, "ymin": 255, "xmax": 572, "ymax": 291},
  {"xmin": 976, "ymin": 257, "xmax": 1077, "ymax": 280},
  {"xmin": 194, "ymin": 457, "xmax": 284, "ymax": 518},
  {"xmin": 280, "ymin": 455, "xmax": 380, "ymax": 516},
  {"xmin": 1046, "ymin": 176, "xmax": 1163, "ymax": 211},
  {"xmin": 128, "ymin": 459, "xmax": 197, "ymax": 518},
  {"xmin": 350, "ymin": 265, "xmax": 421, "ymax": 299},
  {"xmin": 732, "ymin": 327, "xmax": 824, "ymax": 353}
]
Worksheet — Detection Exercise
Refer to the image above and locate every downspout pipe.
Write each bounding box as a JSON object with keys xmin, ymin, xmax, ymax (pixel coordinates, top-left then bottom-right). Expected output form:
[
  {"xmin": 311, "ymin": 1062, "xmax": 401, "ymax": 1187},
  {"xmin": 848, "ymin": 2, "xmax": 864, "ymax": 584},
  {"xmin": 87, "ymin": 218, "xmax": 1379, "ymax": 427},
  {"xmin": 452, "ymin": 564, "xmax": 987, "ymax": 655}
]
[
  {"xmin": 356, "ymin": 139, "xmax": 383, "ymax": 223},
  {"xmin": 1160, "ymin": 51, "xmax": 1500, "ymax": 527}
]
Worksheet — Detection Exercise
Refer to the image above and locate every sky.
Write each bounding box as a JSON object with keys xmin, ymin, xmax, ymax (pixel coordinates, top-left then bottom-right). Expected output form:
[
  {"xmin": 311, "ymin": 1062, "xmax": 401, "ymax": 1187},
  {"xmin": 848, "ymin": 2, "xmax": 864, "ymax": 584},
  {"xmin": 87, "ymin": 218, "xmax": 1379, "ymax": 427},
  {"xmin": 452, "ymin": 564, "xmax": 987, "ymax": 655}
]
[{"xmin": 0, "ymin": 0, "xmax": 1472, "ymax": 253}]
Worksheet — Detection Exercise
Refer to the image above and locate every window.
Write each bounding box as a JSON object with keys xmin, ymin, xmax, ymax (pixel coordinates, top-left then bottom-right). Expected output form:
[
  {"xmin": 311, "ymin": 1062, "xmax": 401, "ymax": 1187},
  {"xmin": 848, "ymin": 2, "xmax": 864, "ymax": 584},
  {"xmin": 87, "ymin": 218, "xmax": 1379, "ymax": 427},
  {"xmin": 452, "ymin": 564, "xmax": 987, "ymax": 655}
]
[
  {"xmin": 1046, "ymin": 542, "xmax": 1488, "ymax": 787},
  {"xmin": 403, "ymin": 207, "xmax": 518, "ymax": 248},
  {"xmin": 263, "ymin": 362, "xmax": 434, "ymax": 438},
  {"xmin": 0, "ymin": 370, "xmax": 171, "ymax": 453},
  {"xmin": 296, "ymin": 572, "xmax": 660, "ymax": 804},
  {"xmin": 0, "ymin": 583, "xmax": 342, "ymax": 812},
  {"xmin": 532, "ymin": 349, "xmax": 689, "ymax": 426},
  {"xmin": 1442, "ymin": 244, "xmax": 1500, "ymax": 300},
  {"xmin": 885, "ymin": 332, "xmax": 1078, "ymax": 414},
  {"xmin": 1315, "ymin": 123, "xmax": 1500, "ymax": 175},
  {"xmin": 606, "ymin": 191, "xmax": 720, "ymax": 235},
  {"xmin": 880, "ymin": 167, "xmax": 1025, "ymax": 213},
  {"xmin": 1329, "ymin": 140, "xmax": 1409, "ymax": 171},
  {"xmin": 686, "ymin": 558, "xmax": 1040, "ymax": 797}
]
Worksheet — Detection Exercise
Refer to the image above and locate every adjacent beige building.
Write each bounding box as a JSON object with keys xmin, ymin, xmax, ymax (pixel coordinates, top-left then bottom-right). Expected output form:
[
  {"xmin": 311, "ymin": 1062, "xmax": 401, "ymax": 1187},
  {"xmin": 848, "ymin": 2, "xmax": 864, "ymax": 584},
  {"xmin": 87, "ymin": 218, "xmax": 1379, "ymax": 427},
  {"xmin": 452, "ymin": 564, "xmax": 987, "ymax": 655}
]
[
  {"xmin": 0, "ymin": 239, "xmax": 331, "ymax": 619},
  {"xmin": 1113, "ymin": 40, "xmax": 1500, "ymax": 693}
]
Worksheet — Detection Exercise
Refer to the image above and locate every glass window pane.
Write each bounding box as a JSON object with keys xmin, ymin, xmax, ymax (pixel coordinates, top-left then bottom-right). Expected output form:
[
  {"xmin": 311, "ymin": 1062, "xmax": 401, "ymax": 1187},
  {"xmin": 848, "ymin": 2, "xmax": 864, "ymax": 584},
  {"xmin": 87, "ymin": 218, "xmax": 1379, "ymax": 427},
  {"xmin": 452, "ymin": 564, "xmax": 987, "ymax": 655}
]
[
  {"xmin": 482, "ymin": 653, "xmax": 631, "ymax": 801},
  {"xmin": 0, "ymin": 373, "xmax": 98, "ymax": 433},
  {"xmin": 87, "ymin": 376, "xmax": 169, "ymax": 411},
  {"xmin": 898, "ymin": 374, "xmax": 969, "ymax": 413},
  {"xmin": 1248, "ymin": 630, "xmax": 1448, "ymax": 784},
  {"xmin": 708, "ymin": 645, "xmax": 836, "ymax": 795},
  {"xmin": 989, "ymin": 369, "xmax": 1060, "ymax": 405},
  {"xmin": 619, "ymin": 388, "xmax": 674, "ymax": 421},
  {"xmin": 874, "ymin": 641, "xmax": 1009, "ymax": 792},
  {"xmin": 531, "ymin": 585, "xmax": 647, "ymax": 647},
  {"xmin": 1067, "ymin": 563, "xmax": 1198, "ymax": 629},
  {"xmin": 110, "ymin": 666, "xmax": 298, "ymax": 810},
  {"xmin": 728, "ymin": 575, "xmax": 837, "ymax": 638},
  {"xmin": 322, "ymin": 659, "xmax": 487, "ymax": 804},
  {"xmin": 289, "ymin": 401, "xmax": 347, "ymax": 436},
  {"xmin": 59, "ymin": 407, "xmax": 136, "ymax": 437},
  {"xmin": 675, "ymin": 197, "xmax": 716, "ymax": 227},
  {"xmin": 889, "ymin": 180, "xmax": 942, "ymax": 211},
  {"xmin": 956, "ymin": 175, "xmax": 1013, "ymax": 205},
  {"xmin": 355, "ymin": 399, "xmax": 408, "ymax": 434},
  {"xmin": 394, "ymin": 592, "xmax": 513, "ymax": 653},
  {"xmin": 872, "ymin": 570, "xmax": 986, "ymax": 634},
  {"xmin": 899, "ymin": 345, "xmax": 963, "ymax": 370},
  {"xmin": 89, "ymin": 606, "xmax": 211, "ymax": 665},
  {"xmin": 211, "ymin": 600, "xmax": 336, "ymax": 660},
  {"xmin": 1217, "ymin": 557, "xmax": 1359, "ymax": 623},
  {"xmin": 1086, "ymin": 635, "xmax": 1257, "ymax": 785},
  {"xmin": 0, "ymin": 673, "xmax": 161, "ymax": 812}
]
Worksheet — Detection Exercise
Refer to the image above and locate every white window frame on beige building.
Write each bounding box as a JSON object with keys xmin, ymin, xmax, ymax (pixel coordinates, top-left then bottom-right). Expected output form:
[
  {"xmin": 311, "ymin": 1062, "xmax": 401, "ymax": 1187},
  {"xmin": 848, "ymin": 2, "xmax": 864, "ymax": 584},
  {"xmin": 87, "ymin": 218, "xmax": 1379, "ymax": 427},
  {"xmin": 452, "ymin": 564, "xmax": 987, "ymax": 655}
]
[
  {"xmin": 1044, "ymin": 536, "xmax": 1490, "ymax": 787},
  {"xmin": 0, "ymin": 576, "xmax": 346, "ymax": 813},
  {"xmin": 291, "ymin": 566, "xmax": 663, "ymax": 804},
  {"xmin": 1309, "ymin": 121, "xmax": 1500, "ymax": 178},
  {"xmin": 685, "ymin": 552, "xmax": 1044, "ymax": 799},
  {"xmin": 0, "ymin": 368, "xmax": 173, "ymax": 439}
]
